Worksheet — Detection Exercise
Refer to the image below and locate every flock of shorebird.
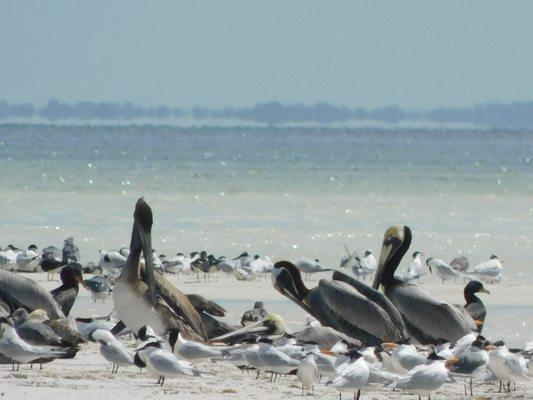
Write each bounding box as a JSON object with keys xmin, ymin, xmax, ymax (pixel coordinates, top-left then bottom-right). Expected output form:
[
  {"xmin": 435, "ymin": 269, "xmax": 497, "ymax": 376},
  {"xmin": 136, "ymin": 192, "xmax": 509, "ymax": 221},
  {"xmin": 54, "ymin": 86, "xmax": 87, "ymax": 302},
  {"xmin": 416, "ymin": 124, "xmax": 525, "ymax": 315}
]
[{"xmin": 0, "ymin": 198, "xmax": 525, "ymax": 399}]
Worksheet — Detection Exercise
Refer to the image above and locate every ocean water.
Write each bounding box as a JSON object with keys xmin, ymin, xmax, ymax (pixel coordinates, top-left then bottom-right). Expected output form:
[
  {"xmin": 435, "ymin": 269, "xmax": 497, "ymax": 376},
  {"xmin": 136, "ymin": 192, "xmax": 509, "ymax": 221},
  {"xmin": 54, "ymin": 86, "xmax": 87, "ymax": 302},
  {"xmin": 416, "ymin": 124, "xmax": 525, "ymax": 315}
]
[
  {"xmin": 2, "ymin": 124, "xmax": 532, "ymax": 263},
  {"xmin": 2, "ymin": 123, "xmax": 533, "ymax": 344}
]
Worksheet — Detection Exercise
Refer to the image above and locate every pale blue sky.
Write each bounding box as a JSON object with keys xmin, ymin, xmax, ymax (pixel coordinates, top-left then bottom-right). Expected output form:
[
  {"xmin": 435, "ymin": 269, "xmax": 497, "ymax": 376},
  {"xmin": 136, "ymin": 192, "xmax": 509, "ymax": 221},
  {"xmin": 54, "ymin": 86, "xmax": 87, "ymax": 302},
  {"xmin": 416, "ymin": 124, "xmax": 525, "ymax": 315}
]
[{"xmin": 2, "ymin": 1, "xmax": 533, "ymax": 109}]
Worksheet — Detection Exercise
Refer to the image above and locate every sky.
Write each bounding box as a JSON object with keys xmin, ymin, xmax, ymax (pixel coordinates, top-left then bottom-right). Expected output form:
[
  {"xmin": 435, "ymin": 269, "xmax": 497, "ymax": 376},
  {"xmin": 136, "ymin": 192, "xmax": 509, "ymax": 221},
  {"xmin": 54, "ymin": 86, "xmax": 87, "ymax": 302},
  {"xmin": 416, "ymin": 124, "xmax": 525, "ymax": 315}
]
[{"xmin": 2, "ymin": 1, "xmax": 533, "ymax": 110}]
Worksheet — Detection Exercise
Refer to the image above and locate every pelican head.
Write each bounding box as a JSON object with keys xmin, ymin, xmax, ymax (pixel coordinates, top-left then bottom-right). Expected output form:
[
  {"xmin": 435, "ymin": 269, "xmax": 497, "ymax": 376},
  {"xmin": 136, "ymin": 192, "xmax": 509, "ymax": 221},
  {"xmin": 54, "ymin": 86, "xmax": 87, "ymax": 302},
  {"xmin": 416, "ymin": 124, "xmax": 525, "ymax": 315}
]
[
  {"xmin": 271, "ymin": 261, "xmax": 310, "ymax": 311},
  {"xmin": 210, "ymin": 314, "xmax": 286, "ymax": 343},
  {"xmin": 28, "ymin": 309, "xmax": 49, "ymax": 322},
  {"xmin": 372, "ymin": 225, "xmax": 412, "ymax": 290},
  {"xmin": 131, "ymin": 198, "xmax": 156, "ymax": 305}
]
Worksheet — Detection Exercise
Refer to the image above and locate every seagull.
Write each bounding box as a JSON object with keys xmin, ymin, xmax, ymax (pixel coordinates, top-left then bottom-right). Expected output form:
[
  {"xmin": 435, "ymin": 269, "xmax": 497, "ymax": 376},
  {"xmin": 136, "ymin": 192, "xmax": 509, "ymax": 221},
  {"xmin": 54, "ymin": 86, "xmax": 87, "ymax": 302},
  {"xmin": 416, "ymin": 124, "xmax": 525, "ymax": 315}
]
[
  {"xmin": 62, "ymin": 237, "xmax": 80, "ymax": 264},
  {"xmin": 0, "ymin": 317, "xmax": 73, "ymax": 369},
  {"xmin": 361, "ymin": 250, "xmax": 377, "ymax": 272},
  {"xmin": 450, "ymin": 256, "xmax": 469, "ymax": 273},
  {"xmin": 15, "ymin": 245, "xmax": 41, "ymax": 272},
  {"xmin": 90, "ymin": 328, "xmax": 134, "ymax": 373},
  {"xmin": 297, "ymin": 353, "xmax": 318, "ymax": 395},
  {"xmin": 168, "ymin": 330, "xmax": 225, "ymax": 361},
  {"xmin": 295, "ymin": 258, "xmax": 333, "ymax": 280},
  {"xmin": 447, "ymin": 339, "xmax": 489, "ymax": 395},
  {"xmin": 407, "ymin": 251, "xmax": 424, "ymax": 279},
  {"xmin": 136, "ymin": 338, "xmax": 206, "ymax": 386},
  {"xmin": 0, "ymin": 245, "xmax": 18, "ymax": 271},
  {"xmin": 327, "ymin": 349, "xmax": 370, "ymax": 400},
  {"xmin": 40, "ymin": 245, "xmax": 63, "ymax": 280},
  {"xmin": 255, "ymin": 338, "xmax": 300, "ymax": 378},
  {"xmin": 426, "ymin": 257, "xmax": 462, "ymax": 283},
  {"xmin": 383, "ymin": 343, "xmax": 427, "ymax": 373},
  {"xmin": 468, "ymin": 255, "xmax": 503, "ymax": 284},
  {"xmin": 98, "ymin": 248, "xmax": 128, "ymax": 275},
  {"xmin": 213, "ymin": 256, "xmax": 235, "ymax": 276},
  {"xmin": 391, "ymin": 352, "xmax": 449, "ymax": 396},
  {"xmin": 83, "ymin": 275, "xmax": 113, "ymax": 303},
  {"xmin": 487, "ymin": 341, "xmax": 528, "ymax": 392}
]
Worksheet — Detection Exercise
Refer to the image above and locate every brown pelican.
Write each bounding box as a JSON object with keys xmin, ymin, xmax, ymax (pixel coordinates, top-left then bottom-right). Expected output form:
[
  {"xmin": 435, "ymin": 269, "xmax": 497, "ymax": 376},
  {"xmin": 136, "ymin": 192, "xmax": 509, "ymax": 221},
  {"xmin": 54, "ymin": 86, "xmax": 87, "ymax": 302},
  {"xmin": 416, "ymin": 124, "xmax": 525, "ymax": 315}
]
[
  {"xmin": 271, "ymin": 261, "xmax": 407, "ymax": 346},
  {"xmin": 372, "ymin": 225, "xmax": 477, "ymax": 344},
  {"xmin": 0, "ymin": 270, "xmax": 65, "ymax": 319},
  {"xmin": 113, "ymin": 198, "xmax": 205, "ymax": 339}
]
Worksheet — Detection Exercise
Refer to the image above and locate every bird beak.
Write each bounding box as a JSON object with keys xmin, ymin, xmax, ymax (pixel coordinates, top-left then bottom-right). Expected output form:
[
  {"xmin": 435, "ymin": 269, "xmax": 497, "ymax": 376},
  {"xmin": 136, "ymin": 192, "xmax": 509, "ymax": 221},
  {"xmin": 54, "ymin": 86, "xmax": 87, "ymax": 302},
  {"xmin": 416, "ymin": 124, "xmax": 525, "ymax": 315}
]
[
  {"xmin": 139, "ymin": 224, "xmax": 156, "ymax": 306},
  {"xmin": 133, "ymin": 199, "xmax": 156, "ymax": 306},
  {"xmin": 74, "ymin": 275, "xmax": 84, "ymax": 285},
  {"xmin": 445, "ymin": 357, "xmax": 460, "ymax": 368},
  {"xmin": 479, "ymin": 288, "xmax": 490, "ymax": 294},
  {"xmin": 380, "ymin": 342, "xmax": 398, "ymax": 351},
  {"xmin": 210, "ymin": 319, "xmax": 269, "ymax": 342},
  {"xmin": 474, "ymin": 320, "xmax": 484, "ymax": 328}
]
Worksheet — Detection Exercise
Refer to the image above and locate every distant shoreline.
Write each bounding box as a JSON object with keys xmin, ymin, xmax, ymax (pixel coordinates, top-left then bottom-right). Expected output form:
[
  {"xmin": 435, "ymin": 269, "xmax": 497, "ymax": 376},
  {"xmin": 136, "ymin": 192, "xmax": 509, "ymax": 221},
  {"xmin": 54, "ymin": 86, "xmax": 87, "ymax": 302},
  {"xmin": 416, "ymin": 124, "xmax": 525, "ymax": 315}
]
[{"xmin": 3, "ymin": 99, "xmax": 533, "ymax": 129}]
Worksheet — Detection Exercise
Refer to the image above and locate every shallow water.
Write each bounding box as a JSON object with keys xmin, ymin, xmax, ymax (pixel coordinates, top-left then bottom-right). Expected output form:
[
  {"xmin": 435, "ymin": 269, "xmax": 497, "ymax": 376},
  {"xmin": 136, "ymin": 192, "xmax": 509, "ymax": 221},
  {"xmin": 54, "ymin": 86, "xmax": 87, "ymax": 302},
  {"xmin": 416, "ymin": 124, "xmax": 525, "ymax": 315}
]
[{"xmin": 2, "ymin": 123, "xmax": 533, "ymax": 345}]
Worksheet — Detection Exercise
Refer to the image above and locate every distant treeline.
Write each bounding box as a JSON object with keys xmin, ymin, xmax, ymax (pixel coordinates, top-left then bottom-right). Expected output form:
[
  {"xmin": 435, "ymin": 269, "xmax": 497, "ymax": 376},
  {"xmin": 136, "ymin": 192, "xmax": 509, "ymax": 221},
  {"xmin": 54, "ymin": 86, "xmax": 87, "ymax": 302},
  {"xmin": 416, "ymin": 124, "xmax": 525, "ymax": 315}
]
[{"xmin": 2, "ymin": 99, "xmax": 533, "ymax": 128}]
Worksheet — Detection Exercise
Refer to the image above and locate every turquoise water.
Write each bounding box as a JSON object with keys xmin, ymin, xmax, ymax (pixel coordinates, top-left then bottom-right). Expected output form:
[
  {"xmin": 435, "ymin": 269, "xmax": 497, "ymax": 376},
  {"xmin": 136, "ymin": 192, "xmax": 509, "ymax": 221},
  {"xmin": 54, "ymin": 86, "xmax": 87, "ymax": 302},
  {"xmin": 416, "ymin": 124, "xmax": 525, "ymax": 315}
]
[
  {"xmin": 2, "ymin": 124, "xmax": 533, "ymax": 266},
  {"xmin": 2, "ymin": 123, "xmax": 533, "ymax": 345}
]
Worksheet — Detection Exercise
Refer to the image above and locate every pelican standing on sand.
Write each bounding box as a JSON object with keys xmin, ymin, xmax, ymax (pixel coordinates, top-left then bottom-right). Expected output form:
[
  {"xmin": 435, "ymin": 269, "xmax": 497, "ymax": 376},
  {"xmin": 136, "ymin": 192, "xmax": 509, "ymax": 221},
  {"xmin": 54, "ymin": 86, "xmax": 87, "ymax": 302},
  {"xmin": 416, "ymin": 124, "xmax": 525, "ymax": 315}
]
[
  {"xmin": 372, "ymin": 225, "xmax": 477, "ymax": 344},
  {"xmin": 113, "ymin": 198, "xmax": 205, "ymax": 338}
]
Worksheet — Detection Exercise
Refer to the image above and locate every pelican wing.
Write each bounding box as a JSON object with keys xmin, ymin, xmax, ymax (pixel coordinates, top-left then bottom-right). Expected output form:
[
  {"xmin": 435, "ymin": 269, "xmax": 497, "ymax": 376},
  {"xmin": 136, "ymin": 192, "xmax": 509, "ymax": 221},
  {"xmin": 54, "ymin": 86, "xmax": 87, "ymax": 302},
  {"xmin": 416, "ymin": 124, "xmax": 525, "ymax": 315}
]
[
  {"xmin": 292, "ymin": 325, "xmax": 361, "ymax": 350},
  {"xmin": 0, "ymin": 270, "xmax": 65, "ymax": 319},
  {"xmin": 332, "ymin": 271, "xmax": 407, "ymax": 337},
  {"xmin": 186, "ymin": 294, "xmax": 226, "ymax": 317},
  {"xmin": 140, "ymin": 266, "xmax": 205, "ymax": 339},
  {"xmin": 318, "ymin": 280, "xmax": 403, "ymax": 343},
  {"xmin": 387, "ymin": 283, "xmax": 476, "ymax": 344}
]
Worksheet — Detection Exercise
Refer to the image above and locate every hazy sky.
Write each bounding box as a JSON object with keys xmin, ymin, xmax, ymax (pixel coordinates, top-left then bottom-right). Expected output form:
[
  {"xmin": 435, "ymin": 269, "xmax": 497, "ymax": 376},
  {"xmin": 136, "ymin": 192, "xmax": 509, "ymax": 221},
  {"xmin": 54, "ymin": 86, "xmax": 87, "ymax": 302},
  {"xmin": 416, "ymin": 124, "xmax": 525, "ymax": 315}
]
[{"xmin": 2, "ymin": 1, "xmax": 533, "ymax": 109}]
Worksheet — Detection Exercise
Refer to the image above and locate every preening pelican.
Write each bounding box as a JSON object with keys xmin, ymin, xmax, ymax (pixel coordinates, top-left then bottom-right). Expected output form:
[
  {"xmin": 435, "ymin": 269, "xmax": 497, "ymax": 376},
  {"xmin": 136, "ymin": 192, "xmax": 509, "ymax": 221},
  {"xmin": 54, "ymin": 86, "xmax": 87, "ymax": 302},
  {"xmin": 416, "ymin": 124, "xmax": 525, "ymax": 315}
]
[
  {"xmin": 271, "ymin": 263, "xmax": 406, "ymax": 346},
  {"xmin": 372, "ymin": 225, "xmax": 477, "ymax": 344},
  {"xmin": 113, "ymin": 198, "xmax": 205, "ymax": 339}
]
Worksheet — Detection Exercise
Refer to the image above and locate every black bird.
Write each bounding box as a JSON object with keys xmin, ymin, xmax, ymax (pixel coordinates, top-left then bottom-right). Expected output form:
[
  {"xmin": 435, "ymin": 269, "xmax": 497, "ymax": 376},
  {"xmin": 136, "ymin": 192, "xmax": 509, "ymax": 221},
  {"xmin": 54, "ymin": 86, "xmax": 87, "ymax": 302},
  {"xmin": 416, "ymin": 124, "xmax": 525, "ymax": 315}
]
[
  {"xmin": 50, "ymin": 265, "xmax": 83, "ymax": 316},
  {"xmin": 463, "ymin": 280, "xmax": 489, "ymax": 332}
]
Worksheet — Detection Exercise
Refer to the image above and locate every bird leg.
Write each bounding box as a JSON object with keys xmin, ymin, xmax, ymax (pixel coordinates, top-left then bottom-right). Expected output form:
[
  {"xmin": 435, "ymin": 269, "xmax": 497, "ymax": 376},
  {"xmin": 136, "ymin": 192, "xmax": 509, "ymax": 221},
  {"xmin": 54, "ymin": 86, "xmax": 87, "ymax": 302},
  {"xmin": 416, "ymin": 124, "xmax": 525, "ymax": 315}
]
[
  {"xmin": 160, "ymin": 377, "xmax": 165, "ymax": 386},
  {"xmin": 469, "ymin": 378, "xmax": 473, "ymax": 395},
  {"xmin": 256, "ymin": 370, "xmax": 260, "ymax": 379},
  {"xmin": 354, "ymin": 390, "xmax": 361, "ymax": 400}
]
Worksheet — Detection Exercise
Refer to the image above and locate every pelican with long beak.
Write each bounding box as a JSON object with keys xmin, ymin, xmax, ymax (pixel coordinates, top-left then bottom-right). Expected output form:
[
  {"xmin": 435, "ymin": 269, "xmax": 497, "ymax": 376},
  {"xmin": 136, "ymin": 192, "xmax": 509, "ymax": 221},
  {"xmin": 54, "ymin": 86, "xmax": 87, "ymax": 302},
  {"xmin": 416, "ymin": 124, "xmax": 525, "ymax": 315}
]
[
  {"xmin": 372, "ymin": 225, "xmax": 477, "ymax": 344},
  {"xmin": 271, "ymin": 263, "xmax": 407, "ymax": 346},
  {"xmin": 113, "ymin": 198, "xmax": 205, "ymax": 339}
]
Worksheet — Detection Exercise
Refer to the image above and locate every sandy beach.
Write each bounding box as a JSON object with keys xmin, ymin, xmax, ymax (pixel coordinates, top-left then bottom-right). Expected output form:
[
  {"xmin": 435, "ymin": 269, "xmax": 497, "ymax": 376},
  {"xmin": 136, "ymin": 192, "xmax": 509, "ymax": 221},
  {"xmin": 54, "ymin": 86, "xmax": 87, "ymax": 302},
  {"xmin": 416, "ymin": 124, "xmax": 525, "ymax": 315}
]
[{"xmin": 1, "ymin": 270, "xmax": 532, "ymax": 399}]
